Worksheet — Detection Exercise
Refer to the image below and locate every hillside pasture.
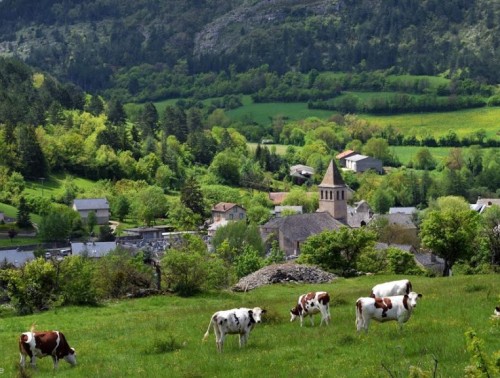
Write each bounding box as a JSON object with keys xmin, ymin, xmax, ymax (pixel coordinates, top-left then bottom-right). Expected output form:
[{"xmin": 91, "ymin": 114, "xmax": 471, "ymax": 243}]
[
  {"xmin": 0, "ymin": 274, "xmax": 498, "ymax": 377},
  {"xmin": 363, "ymin": 107, "xmax": 500, "ymax": 139}
]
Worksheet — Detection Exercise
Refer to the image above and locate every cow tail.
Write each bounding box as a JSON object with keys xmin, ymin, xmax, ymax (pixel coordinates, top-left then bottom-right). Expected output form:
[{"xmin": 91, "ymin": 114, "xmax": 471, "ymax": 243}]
[
  {"xmin": 203, "ymin": 315, "xmax": 215, "ymax": 342},
  {"xmin": 30, "ymin": 323, "xmax": 36, "ymax": 333}
]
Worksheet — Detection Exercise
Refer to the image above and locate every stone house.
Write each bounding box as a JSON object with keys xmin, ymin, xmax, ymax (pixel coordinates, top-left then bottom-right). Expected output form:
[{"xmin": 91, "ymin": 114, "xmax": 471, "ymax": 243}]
[
  {"xmin": 72, "ymin": 198, "xmax": 110, "ymax": 225},
  {"xmin": 211, "ymin": 202, "xmax": 246, "ymax": 223}
]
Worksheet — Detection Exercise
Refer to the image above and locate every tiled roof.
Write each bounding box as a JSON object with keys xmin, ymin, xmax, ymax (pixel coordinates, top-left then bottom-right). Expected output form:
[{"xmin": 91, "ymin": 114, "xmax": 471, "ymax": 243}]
[
  {"xmin": 268, "ymin": 192, "xmax": 288, "ymax": 205},
  {"xmin": 336, "ymin": 150, "xmax": 356, "ymax": 159},
  {"xmin": 212, "ymin": 202, "xmax": 241, "ymax": 212}
]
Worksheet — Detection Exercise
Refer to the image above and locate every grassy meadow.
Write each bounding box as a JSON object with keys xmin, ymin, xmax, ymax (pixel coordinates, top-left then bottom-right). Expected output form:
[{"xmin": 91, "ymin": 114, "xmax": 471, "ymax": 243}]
[{"xmin": 0, "ymin": 274, "xmax": 498, "ymax": 377}]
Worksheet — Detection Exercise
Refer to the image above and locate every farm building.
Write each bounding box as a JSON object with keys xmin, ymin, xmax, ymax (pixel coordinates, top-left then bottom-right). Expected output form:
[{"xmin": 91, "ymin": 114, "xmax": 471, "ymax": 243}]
[
  {"xmin": 336, "ymin": 149, "xmax": 358, "ymax": 167},
  {"xmin": 72, "ymin": 198, "xmax": 110, "ymax": 225},
  {"xmin": 211, "ymin": 202, "xmax": 246, "ymax": 223},
  {"xmin": 344, "ymin": 154, "xmax": 383, "ymax": 174}
]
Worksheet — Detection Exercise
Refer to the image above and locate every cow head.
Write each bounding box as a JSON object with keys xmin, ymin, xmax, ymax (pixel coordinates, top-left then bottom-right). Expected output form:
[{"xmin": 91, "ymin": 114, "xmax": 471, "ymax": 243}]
[
  {"xmin": 249, "ymin": 307, "xmax": 266, "ymax": 324},
  {"xmin": 404, "ymin": 292, "xmax": 422, "ymax": 310},
  {"xmin": 290, "ymin": 304, "xmax": 303, "ymax": 322},
  {"xmin": 64, "ymin": 348, "xmax": 77, "ymax": 366}
]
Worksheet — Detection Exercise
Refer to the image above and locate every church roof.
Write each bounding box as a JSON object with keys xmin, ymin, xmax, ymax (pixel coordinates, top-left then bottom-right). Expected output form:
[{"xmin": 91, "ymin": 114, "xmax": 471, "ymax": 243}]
[{"xmin": 319, "ymin": 160, "xmax": 345, "ymax": 187}]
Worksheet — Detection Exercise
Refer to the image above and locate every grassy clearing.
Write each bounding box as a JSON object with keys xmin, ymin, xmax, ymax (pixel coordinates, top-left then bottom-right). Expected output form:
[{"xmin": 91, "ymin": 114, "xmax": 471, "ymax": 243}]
[
  {"xmin": 363, "ymin": 107, "xmax": 500, "ymax": 139},
  {"xmin": 228, "ymin": 96, "xmax": 335, "ymax": 126},
  {"xmin": 0, "ymin": 274, "xmax": 498, "ymax": 377}
]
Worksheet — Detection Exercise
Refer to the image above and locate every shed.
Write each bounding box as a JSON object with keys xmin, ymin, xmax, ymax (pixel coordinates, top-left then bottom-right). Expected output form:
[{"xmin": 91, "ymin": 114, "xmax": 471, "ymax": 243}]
[
  {"xmin": 344, "ymin": 154, "xmax": 383, "ymax": 174},
  {"xmin": 72, "ymin": 198, "xmax": 110, "ymax": 225}
]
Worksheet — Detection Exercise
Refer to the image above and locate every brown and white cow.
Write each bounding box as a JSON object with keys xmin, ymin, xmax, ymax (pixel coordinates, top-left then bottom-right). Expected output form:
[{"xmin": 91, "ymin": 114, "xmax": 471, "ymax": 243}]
[
  {"xmin": 203, "ymin": 307, "xmax": 266, "ymax": 352},
  {"xmin": 290, "ymin": 291, "xmax": 331, "ymax": 327},
  {"xmin": 370, "ymin": 279, "xmax": 412, "ymax": 298},
  {"xmin": 19, "ymin": 330, "xmax": 76, "ymax": 369},
  {"xmin": 356, "ymin": 292, "xmax": 422, "ymax": 333}
]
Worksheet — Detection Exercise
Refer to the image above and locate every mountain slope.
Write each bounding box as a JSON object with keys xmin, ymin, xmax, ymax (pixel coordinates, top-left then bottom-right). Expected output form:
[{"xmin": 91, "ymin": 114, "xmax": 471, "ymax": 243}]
[{"xmin": 0, "ymin": 0, "xmax": 498, "ymax": 92}]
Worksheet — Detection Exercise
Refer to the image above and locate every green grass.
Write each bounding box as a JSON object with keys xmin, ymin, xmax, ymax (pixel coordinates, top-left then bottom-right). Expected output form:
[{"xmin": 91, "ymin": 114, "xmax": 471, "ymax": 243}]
[
  {"xmin": 1, "ymin": 274, "xmax": 498, "ymax": 377},
  {"xmin": 363, "ymin": 107, "xmax": 500, "ymax": 139},
  {"xmin": 227, "ymin": 96, "xmax": 335, "ymax": 125}
]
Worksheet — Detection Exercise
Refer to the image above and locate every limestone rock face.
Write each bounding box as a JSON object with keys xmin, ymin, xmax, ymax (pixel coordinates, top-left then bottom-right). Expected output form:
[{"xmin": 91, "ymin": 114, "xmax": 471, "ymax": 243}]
[{"xmin": 232, "ymin": 263, "xmax": 336, "ymax": 292}]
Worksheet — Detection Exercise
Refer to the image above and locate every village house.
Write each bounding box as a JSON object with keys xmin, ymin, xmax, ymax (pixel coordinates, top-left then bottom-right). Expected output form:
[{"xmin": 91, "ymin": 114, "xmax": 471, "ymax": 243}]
[
  {"xmin": 72, "ymin": 198, "xmax": 110, "ymax": 225},
  {"xmin": 336, "ymin": 150, "xmax": 358, "ymax": 168},
  {"xmin": 289, "ymin": 164, "xmax": 314, "ymax": 184},
  {"xmin": 208, "ymin": 202, "xmax": 247, "ymax": 236}
]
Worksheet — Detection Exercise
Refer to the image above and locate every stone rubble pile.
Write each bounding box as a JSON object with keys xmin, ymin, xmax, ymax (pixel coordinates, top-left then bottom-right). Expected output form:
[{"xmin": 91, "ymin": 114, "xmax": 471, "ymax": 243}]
[{"xmin": 232, "ymin": 263, "xmax": 337, "ymax": 292}]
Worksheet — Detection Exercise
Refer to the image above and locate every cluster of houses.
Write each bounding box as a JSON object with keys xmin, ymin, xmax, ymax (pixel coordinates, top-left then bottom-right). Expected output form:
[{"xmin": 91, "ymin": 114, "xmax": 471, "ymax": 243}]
[{"xmin": 1, "ymin": 150, "xmax": 499, "ymax": 275}]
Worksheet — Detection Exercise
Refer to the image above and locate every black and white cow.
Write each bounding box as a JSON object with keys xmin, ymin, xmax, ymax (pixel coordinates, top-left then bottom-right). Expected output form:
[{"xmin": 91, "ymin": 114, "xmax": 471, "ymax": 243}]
[
  {"xmin": 203, "ymin": 307, "xmax": 266, "ymax": 352},
  {"xmin": 19, "ymin": 330, "xmax": 76, "ymax": 369},
  {"xmin": 290, "ymin": 291, "xmax": 331, "ymax": 327},
  {"xmin": 356, "ymin": 292, "xmax": 422, "ymax": 333}
]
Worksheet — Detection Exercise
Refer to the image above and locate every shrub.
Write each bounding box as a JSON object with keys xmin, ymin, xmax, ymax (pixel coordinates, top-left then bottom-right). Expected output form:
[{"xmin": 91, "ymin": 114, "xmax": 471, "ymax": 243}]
[
  {"xmin": 94, "ymin": 248, "xmax": 154, "ymax": 299},
  {"xmin": 59, "ymin": 256, "xmax": 98, "ymax": 306}
]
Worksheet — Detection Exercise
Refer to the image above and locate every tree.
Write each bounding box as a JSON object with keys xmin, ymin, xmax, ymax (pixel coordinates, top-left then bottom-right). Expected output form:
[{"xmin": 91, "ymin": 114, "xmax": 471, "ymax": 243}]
[
  {"xmin": 7, "ymin": 228, "xmax": 18, "ymax": 242},
  {"xmin": 420, "ymin": 196, "xmax": 480, "ymax": 276},
  {"xmin": 297, "ymin": 227, "xmax": 377, "ymax": 276},
  {"xmin": 16, "ymin": 196, "xmax": 31, "ymax": 228},
  {"xmin": 414, "ymin": 147, "xmax": 437, "ymax": 170},
  {"xmin": 38, "ymin": 206, "xmax": 78, "ymax": 242},
  {"xmin": 480, "ymin": 205, "xmax": 500, "ymax": 266},
  {"xmin": 235, "ymin": 245, "xmax": 264, "ymax": 278},
  {"xmin": 180, "ymin": 175, "xmax": 205, "ymax": 218},
  {"xmin": 87, "ymin": 211, "xmax": 97, "ymax": 235},
  {"xmin": 208, "ymin": 151, "xmax": 241, "ymax": 186},
  {"xmin": 370, "ymin": 188, "xmax": 394, "ymax": 214},
  {"xmin": 114, "ymin": 195, "xmax": 130, "ymax": 222},
  {"xmin": 106, "ymin": 98, "xmax": 127, "ymax": 126},
  {"xmin": 86, "ymin": 95, "xmax": 104, "ymax": 116},
  {"xmin": 134, "ymin": 186, "xmax": 168, "ymax": 226},
  {"xmin": 212, "ymin": 221, "xmax": 264, "ymax": 264}
]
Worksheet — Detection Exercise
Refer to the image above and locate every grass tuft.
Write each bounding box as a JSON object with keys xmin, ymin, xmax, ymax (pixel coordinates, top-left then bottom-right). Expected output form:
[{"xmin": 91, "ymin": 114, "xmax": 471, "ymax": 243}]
[{"xmin": 150, "ymin": 335, "xmax": 183, "ymax": 354}]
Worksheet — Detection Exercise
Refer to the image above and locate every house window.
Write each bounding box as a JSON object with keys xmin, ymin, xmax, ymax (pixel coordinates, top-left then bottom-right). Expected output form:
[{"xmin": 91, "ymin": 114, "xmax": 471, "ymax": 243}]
[
  {"xmin": 329, "ymin": 191, "xmax": 332, "ymax": 200},
  {"xmin": 336, "ymin": 191, "xmax": 339, "ymax": 200},
  {"xmin": 320, "ymin": 190, "xmax": 323, "ymax": 200},
  {"xmin": 239, "ymin": 213, "xmax": 243, "ymax": 219},
  {"xmin": 229, "ymin": 214, "xmax": 233, "ymax": 220},
  {"xmin": 342, "ymin": 190, "xmax": 344, "ymax": 200}
]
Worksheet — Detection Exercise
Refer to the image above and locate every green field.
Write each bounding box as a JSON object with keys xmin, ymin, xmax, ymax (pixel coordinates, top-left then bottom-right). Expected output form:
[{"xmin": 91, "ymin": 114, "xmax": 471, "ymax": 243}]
[
  {"xmin": 227, "ymin": 96, "xmax": 335, "ymax": 126},
  {"xmin": 363, "ymin": 107, "xmax": 500, "ymax": 139},
  {"xmin": 1, "ymin": 274, "xmax": 498, "ymax": 377}
]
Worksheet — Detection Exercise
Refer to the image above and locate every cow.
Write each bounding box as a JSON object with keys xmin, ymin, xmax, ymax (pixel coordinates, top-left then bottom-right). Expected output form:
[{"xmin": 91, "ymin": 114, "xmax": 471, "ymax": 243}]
[
  {"xmin": 203, "ymin": 307, "xmax": 266, "ymax": 352},
  {"xmin": 356, "ymin": 291, "xmax": 422, "ymax": 333},
  {"xmin": 19, "ymin": 330, "xmax": 76, "ymax": 369},
  {"xmin": 290, "ymin": 291, "xmax": 331, "ymax": 327},
  {"xmin": 370, "ymin": 279, "xmax": 412, "ymax": 298}
]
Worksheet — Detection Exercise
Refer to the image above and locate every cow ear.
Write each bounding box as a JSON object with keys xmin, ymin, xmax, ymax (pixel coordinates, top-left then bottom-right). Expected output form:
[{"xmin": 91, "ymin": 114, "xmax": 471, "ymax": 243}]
[
  {"xmin": 248, "ymin": 310, "xmax": 253, "ymax": 316},
  {"xmin": 262, "ymin": 309, "xmax": 267, "ymax": 313},
  {"xmin": 418, "ymin": 293, "xmax": 422, "ymax": 298}
]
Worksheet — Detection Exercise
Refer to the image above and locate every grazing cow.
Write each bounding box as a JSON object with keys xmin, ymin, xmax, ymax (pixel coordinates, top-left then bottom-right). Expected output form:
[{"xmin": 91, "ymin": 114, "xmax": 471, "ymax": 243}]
[
  {"xmin": 356, "ymin": 292, "xmax": 422, "ymax": 333},
  {"xmin": 19, "ymin": 330, "xmax": 76, "ymax": 369},
  {"xmin": 203, "ymin": 307, "xmax": 266, "ymax": 352},
  {"xmin": 290, "ymin": 291, "xmax": 331, "ymax": 327},
  {"xmin": 370, "ymin": 279, "xmax": 412, "ymax": 298}
]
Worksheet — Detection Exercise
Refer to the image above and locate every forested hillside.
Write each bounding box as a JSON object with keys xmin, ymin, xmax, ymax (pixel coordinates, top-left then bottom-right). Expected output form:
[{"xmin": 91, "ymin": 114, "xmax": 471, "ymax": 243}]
[{"xmin": 0, "ymin": 0, "xmax": 499, "ymax": 95}]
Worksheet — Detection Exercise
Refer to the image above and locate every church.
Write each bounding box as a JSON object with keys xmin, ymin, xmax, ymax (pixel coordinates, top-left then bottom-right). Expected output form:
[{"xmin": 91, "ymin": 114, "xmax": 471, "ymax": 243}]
[{"xmin": 260, "ymin": 160, "xmax": 372, "ymax": 258}]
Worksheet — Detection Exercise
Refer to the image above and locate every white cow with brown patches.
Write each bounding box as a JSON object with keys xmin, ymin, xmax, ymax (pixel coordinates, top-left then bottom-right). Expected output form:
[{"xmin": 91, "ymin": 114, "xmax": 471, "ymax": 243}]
[
  {"xmin": 356, "ymin": 292, "xmax": 422, "ymax": 333},
  {"xmin": 290, "ymin": 291, "xmax": 331, "ymax": 327},
  {"xmin": 370, "ymin": 279, "xmax": 413, "ymax": 298},
  {"xmin": 203, "ymin": 307, "xmax": 266, "ymax": 352},
  {"xmin": 19, "ymin": 330, "xmax": 76, "ymax": 369}
]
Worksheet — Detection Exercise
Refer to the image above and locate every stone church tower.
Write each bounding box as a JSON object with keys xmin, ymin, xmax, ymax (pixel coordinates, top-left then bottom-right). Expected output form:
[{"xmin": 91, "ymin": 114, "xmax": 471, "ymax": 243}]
[{"xmin": 318, "ymin": 160, "xmax": 348, "ymax": 224}]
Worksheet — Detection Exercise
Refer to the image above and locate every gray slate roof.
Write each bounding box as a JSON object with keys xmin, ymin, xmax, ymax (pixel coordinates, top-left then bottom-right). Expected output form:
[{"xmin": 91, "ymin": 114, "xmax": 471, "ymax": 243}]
[
  {"xmin": 371, "ymin": 213, "xmax": 417, "ymax": 229},
  {"xmin": 389, "ymin": 207, "xmax": 417, "ymax": 215},
  {"xmin": 262, "ymin": 212, "xmax": 345, "ymax": 242},
  {"xmin": 70, "ymin": 241, "xmax": 116, "ymax": 258},
  {"xmin": 0, "ymin": 249, "xmax": 35, "ymax": 267},
  {"xmin": 73, "ymin": 198, "xmax": 110, "ymax": 210}
]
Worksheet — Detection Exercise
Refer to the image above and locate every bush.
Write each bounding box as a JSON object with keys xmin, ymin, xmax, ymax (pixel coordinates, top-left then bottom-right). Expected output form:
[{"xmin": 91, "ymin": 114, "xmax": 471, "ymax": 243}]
[
  {"xmin": 161, "ymin": 234, "xmax": 211, "ymax": 296},
  {"xmin": 4, "ymin": 258, "xmax": 56, "ymax": 314},
  {"xmin": 94, "ymin": 248, "xmax": 154, "ymax": 299},
  {"xmin": 59, "ymin": 256, "xmax": 98, "ymax": 305},
  {"xmin": 385, "ymin": 247, "xmax": 425, "ymax": 275}
]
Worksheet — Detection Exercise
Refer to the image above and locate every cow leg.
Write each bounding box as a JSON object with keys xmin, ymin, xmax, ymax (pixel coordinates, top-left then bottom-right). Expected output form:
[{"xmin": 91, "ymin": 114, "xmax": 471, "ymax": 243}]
[
  {"xmin": 300, "ymin": 315, "xmax": 304, "ymax": 327},
  {"xmin": 19, "ymin": 353, "xmax": 26, "ymax": 368},
  {"xmin": 309, "ymin": 314, "xmax": 314, "ymax": 327},
  {"xmin": 320, "ymin": 307, "xmax": 330, "ymax": 326},
  {"xmin": 52, "ymin": 355, "xmax": 59, "ymax": 369},
  {"xmin": 239, "ymin": 333, "xmax": 247, "ymax": 348},
  {"xmin": 30, "ymin": 355, "xmax": 37, "ymax": 368},
  {"xmin": 217, "ymin": 333, "xmax": 225, "ymax": 353}
]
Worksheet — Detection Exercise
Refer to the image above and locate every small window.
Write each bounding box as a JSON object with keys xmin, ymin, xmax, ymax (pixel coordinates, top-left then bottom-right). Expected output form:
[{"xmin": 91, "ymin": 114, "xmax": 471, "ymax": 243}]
[
  {"xmin": 342, "ymin": 190, "xmax": 344, "ymax": 200},
  {"xmin": 336, "ymin": 191, "xmax": 339, "ymax": 200}
]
